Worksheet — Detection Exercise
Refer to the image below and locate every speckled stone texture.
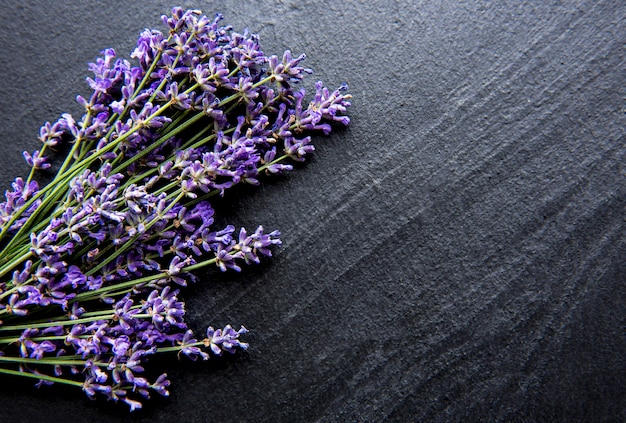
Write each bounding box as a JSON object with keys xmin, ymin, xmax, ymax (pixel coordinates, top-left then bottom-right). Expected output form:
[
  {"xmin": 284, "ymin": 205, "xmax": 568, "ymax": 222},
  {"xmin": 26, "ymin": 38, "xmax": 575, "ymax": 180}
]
[{"xmin": 0, "ymin": 1, "xmax": 624, "ymax": 422}]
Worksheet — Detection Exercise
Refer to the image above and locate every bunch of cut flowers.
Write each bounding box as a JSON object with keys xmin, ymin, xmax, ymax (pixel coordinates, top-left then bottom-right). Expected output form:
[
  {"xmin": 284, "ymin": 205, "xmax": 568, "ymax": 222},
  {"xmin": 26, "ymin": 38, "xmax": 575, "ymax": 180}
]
[{"xmin": 0, "ymin": 7, "xmax": 350, "ymax": 411}]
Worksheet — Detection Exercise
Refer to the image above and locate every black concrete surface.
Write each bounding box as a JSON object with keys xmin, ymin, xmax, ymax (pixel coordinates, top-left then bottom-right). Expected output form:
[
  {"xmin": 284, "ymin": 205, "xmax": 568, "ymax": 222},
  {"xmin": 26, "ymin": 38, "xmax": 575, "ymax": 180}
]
[{"xmin": 0, "ymin": 1, "xmax": 624, "ymax": 422}]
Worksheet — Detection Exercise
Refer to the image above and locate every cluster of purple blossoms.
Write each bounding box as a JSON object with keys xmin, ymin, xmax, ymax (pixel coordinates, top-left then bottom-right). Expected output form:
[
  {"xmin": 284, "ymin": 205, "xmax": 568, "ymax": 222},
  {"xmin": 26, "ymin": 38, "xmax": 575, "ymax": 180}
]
[{"xmin": 0, "ymin": 7, "xmax": 350, "ymax": 411}]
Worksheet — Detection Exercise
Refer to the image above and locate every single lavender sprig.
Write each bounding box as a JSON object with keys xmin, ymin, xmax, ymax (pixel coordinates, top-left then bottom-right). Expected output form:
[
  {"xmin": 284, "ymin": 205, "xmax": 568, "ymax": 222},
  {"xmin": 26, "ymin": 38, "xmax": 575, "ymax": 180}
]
[{"xmin": 0, "ymin": 7, "xmax": 350, "ymax": 411}]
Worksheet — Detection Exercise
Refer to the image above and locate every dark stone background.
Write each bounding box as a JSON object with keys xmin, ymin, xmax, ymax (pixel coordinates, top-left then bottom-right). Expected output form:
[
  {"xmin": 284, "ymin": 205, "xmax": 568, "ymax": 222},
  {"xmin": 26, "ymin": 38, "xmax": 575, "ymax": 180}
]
[{"xmin": 0, "ymin": 1, "xmax": 624, "ymax": 422}]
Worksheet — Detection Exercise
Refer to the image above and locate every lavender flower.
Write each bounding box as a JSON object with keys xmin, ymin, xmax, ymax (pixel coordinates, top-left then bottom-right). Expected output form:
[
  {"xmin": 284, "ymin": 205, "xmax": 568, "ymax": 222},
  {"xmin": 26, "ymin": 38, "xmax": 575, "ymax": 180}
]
[
  {"xmin": 204, "ymin": 325, "xmax": 249, "ymax": 355},
  {"xmin": 0, "ymin": 7, "xmax": 350, "ymax": 411}
]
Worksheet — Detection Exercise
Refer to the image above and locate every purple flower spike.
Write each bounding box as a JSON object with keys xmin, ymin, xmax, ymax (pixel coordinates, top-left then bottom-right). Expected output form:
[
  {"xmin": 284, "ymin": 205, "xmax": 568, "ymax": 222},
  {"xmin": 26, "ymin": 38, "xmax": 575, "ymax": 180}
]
[
  {"xmin": 179, "ymin": 330, "xmax": 209, "ymax": 361},
  {"xmin": 151, "ymin": 373, "xmax": 171, "ymax": 396},
  {"xmin": 23, "ymin": 150, "xmax": 51, "ymax": 170},
  {"xmin": 204, "ymin": 325, "xmax": 249, "ymax": 355},
  {"xmin": 268, "ymin": 50, "xmax": 312, "ymax": 85}
]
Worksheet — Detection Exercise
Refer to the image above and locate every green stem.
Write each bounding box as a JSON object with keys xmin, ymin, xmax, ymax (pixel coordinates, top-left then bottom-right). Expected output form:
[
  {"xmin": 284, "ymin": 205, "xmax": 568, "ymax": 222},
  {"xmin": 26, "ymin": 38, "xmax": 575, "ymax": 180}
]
[
  {"xmin": 24, "ymin": 144, "xmax": 48, "ymax": 186},
  {"xmin": 0, "ymin": 356, "xmax": 99, "ymax": 368},
  {"xmin": 0, "ymin": 334, "xmax": 67, "ymax": 344},
  {"xmin": 0, "ymin": 314, "xmax": 115, "ymax": 332},
  {"xmin": 0, "ymin": 367, "xmax": 84, "ymax": 387},
  {"xmin": 156, "ymin": 341, "xmax": 205, "ymax": 354}
]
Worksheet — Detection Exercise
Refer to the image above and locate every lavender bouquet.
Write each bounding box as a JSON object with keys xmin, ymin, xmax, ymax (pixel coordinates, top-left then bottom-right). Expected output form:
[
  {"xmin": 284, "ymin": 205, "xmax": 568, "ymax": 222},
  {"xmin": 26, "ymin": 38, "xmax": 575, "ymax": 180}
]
[{"xmin": 0, "ymin": 7, "xmax": 350, "ymax": 411}]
